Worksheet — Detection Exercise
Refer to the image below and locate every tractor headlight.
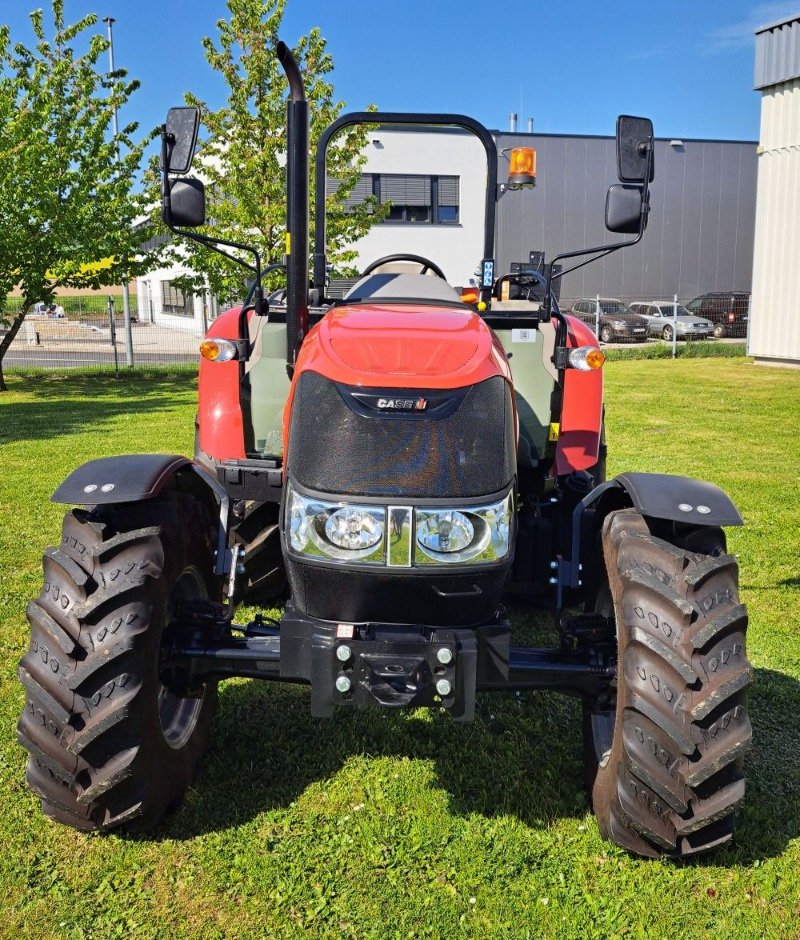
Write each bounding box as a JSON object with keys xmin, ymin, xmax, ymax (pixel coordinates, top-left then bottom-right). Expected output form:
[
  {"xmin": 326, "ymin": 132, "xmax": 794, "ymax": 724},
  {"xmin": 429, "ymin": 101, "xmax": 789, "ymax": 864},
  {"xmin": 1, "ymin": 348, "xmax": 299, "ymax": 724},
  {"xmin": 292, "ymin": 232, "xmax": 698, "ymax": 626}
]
[
  {"xmin": 325, "ymin": 507, "xmax": 383, "ymax": 551},
  {"xmin": 414, "ymin": 493, "xmax": 513, "ymax": 565},
  {"xmin": 288, "ymin": 489, "xmax": 385, "ymax": 563},
  {"xmin": 286, "ymin": 486, "xmax": 513, "ymax": 567},
  {"xmin": 417, "ymin": 510, "xmax": 476, "ymax": 555}
]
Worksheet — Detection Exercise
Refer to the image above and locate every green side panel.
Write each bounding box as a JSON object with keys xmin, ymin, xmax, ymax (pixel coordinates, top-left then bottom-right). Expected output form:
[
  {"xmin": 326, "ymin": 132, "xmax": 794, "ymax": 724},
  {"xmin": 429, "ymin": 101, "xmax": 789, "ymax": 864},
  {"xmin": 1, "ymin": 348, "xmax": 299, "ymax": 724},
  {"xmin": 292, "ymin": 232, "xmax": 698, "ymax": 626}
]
[
  {"xmin": 246, "ymin": 321, "xmax": 291, "ymax": 457},
  {"xmin": 494, "ymin": 326, "xmax": 557, "ymax": 466}
]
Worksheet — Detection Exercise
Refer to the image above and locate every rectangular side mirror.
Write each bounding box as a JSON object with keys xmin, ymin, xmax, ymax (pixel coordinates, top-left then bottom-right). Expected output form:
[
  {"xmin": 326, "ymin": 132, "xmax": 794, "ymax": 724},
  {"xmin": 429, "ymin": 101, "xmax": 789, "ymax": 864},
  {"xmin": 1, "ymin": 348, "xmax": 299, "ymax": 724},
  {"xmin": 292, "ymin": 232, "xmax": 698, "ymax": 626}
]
[
  {"xmin": 605, "ymin": 184, "xmax": 644, "ymax": 234},
  {"xmin": 166, "ymin": 178, "xmax": 206, "ymax": 227},
  {"xmin": 616, "ymin": 115, "xmax": 654, "ymax": 183},
  {"xmin": 163, "ymin": 106, "xmax": 200, "ymax": 174}
]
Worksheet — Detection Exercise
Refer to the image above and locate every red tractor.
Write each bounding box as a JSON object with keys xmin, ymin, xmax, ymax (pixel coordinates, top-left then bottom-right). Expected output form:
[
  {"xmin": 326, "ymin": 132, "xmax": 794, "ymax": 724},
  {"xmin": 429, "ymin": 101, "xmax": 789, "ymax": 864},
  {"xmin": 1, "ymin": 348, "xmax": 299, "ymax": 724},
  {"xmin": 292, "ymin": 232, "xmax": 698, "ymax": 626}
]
[{"xmin": 18, "ymin": 44, "xmax": 751, "ymax": 858}]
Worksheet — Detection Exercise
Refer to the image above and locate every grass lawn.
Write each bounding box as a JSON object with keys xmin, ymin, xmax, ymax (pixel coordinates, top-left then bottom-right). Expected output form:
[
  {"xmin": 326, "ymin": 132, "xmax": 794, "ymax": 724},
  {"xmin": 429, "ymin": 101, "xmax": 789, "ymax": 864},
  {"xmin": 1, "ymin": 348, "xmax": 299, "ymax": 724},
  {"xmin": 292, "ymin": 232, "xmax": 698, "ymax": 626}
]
[{"xmin": 0, "ymin": 359, "xmax": 798, "ymax": 939}]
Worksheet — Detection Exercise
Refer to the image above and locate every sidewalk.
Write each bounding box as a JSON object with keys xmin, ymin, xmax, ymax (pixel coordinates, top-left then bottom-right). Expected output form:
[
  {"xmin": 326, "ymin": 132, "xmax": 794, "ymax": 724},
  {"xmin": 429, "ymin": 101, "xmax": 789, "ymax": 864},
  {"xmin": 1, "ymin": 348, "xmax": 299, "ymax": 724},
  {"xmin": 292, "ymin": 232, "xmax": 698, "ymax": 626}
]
[{"xmin": 9, "ymin": 319, "xmax": 203, "ymax": 358}]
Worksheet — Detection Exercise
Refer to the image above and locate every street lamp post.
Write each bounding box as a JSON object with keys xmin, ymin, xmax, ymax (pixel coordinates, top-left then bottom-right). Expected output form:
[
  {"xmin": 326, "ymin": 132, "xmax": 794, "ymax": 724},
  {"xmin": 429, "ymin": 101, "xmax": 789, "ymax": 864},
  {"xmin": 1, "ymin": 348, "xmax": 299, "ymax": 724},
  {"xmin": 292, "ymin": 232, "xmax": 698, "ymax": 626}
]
[{"xmin": 103, "ymin": 16, "xmax": 134, "ymax": 368}]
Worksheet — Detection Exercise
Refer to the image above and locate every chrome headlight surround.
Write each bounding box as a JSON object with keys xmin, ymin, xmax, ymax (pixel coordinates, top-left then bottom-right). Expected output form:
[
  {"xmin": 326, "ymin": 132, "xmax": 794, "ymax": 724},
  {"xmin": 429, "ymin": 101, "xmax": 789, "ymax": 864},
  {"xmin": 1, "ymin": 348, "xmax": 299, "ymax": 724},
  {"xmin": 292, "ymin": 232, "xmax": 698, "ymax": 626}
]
[
  {"xmin": 285, "ymin": 484, "xmax": 513, "ymax": 568},
  {"xmin": 287, "ymin": 487, "xmax": 386, "ymax": 564}
]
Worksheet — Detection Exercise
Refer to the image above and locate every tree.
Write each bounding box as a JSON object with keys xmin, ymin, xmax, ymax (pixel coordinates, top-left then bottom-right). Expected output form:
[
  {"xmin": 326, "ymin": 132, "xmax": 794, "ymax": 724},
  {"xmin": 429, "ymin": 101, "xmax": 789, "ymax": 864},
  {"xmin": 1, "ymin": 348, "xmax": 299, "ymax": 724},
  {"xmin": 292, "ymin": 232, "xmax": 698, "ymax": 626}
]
[
  {"xmin": 166, "ymin": 0, "xmax": 382, "ymax": 303},
  {"xmin": 0, "ymin": 1, "xmax": 161, "ymax": 391}
]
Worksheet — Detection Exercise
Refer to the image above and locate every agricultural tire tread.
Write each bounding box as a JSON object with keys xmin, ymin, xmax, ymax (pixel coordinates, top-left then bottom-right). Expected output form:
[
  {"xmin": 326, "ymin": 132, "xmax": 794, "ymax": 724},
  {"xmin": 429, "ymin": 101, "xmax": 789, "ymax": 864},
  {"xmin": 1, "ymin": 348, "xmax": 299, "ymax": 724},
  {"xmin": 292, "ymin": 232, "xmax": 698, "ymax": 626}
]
[
  {"xmin": 17, "ymin": 492, "xmax": 220, "ymax": 831},
  {"xmin": 586, "ymin": 508, "xmax": 751, "ymax": 858}
]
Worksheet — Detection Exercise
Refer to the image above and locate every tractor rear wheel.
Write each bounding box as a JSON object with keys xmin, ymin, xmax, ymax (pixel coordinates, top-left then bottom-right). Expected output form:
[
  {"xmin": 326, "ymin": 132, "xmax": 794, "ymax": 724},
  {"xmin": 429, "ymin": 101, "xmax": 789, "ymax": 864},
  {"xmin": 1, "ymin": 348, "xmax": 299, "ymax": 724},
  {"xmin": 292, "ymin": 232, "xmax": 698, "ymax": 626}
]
[
  {"xmin": 17, "ymin": 492, "xmax": 220, "ymax": 831},
  {"xmin": 583, "ymin": 509, "xmax": 751, "ymax": 857}
]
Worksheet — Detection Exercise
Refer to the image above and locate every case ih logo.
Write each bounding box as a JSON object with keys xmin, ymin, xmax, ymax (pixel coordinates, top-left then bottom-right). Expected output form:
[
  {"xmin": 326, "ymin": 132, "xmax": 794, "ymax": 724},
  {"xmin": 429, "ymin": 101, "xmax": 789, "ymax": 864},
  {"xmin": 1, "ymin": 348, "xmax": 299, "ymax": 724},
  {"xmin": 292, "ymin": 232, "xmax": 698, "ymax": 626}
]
[{"xmin": 376, "ymin": 397, "xmax": 428, "ymax": 411}]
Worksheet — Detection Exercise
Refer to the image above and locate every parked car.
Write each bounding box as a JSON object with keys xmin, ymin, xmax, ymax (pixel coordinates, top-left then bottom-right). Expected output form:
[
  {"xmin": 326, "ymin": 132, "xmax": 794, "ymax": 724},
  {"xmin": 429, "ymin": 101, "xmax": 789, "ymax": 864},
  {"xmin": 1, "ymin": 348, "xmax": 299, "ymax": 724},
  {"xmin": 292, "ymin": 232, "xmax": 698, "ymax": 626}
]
[
  {"xmin": 628, "ymin": 301, "xmax": 713, "ymax": 340},
  {"xmin": 569, "ymin": 297, "xmax": 649, "ymax": 343},
  {"xmin": 684, "ymin": 292, "xmax": 750, "ymax": 338}
]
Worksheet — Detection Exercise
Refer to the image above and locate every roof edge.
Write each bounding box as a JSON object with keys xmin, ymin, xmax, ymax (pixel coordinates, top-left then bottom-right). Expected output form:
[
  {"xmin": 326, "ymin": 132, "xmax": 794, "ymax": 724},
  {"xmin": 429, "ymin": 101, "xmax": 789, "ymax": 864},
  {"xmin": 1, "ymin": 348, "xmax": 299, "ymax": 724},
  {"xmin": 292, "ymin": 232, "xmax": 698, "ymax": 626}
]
[{"xmin": 755, "ymin": 12, "xmax": 800, "ymax": 35}]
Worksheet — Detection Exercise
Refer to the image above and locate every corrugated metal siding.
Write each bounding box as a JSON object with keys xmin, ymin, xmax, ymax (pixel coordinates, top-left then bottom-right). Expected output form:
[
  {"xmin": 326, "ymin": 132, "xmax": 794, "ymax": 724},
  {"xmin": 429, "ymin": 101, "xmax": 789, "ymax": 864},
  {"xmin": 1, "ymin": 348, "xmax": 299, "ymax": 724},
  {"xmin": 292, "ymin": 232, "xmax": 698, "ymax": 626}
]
[
  {"xmin": 755, "ymin": 16, "xmax": 800, "ymax": 90},
  {"xmin": 494, "ymin": 133, "xmax": 757, "ymax": 300},
  {"xmin": 749, "ymin": 77, "xmax": 800, "ymax": 361}
]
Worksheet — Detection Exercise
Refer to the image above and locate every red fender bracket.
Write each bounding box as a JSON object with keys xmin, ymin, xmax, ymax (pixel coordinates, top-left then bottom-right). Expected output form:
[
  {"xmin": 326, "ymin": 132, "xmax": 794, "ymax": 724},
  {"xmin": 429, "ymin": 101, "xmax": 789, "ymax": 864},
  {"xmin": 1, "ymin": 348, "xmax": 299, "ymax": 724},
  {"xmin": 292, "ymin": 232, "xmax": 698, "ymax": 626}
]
[
  {"xmin": 198, "ymin": 307, "xmax": 247, "ymax": 460},
  {"xmin": 555, "ymin": 315, "xmax": 604, "ymax": 476}
]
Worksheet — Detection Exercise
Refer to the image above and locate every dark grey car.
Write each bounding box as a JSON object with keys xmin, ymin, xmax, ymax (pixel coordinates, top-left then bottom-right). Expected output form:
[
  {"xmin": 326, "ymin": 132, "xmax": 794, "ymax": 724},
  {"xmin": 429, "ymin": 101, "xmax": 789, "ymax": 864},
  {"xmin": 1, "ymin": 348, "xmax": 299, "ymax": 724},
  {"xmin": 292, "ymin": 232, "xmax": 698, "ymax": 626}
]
[{"xmin": 569, "ymin": 298, "xmax": 649, "ymax": 343}]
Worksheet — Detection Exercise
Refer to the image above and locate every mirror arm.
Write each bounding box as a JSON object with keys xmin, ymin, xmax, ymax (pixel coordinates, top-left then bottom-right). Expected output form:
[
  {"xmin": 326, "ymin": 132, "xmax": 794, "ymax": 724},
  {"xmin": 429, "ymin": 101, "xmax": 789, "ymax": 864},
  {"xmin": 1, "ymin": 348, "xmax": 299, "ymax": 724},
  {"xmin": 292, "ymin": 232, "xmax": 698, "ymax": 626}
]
[
  {"xmin": 160, "ymin": 124, "xmax": 269, "ymax": 315},
  {"xmin": 543, "ymin": 138, "xmax": 652, "ymax": 322}
]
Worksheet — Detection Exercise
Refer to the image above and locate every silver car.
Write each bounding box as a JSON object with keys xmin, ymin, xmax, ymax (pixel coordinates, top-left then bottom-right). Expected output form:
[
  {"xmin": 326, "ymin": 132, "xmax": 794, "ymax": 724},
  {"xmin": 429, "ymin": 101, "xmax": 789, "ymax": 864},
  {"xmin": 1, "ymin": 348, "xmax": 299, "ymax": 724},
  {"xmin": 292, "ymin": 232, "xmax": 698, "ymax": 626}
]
[{"xmin": 629, "ymin": 301, "xmax": 713, "ymax": 341}]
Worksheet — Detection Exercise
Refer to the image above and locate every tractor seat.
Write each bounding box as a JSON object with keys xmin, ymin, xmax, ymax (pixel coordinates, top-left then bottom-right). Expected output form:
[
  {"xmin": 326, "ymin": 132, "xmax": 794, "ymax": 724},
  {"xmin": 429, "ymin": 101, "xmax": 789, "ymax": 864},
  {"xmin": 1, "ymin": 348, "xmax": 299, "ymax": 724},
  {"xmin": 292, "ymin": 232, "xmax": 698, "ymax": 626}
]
[{"xmin": 343, "ymin": 272, "xmax": 464, "ymax": 305}]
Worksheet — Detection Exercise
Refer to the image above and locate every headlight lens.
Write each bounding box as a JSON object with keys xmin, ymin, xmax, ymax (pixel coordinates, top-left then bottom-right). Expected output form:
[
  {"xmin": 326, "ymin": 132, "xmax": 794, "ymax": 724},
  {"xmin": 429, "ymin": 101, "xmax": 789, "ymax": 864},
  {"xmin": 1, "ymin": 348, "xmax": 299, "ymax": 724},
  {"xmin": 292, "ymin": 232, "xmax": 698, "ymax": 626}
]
[
  {"xmin": 612, "ymin": 319, "xmax": 626, "ymax": 329},
  {"xmin": 414, "ymin": 493, "xmax": 513, "ymax": 565},
  {"xmin": 417, "ymin": 510, "xmax": 476, "ymax": 555},
  {"xmin": 288, "ymin": 488, "xmax": 385, "ymax": 563},
  {"xmin": 325, "ymin": 507, "xmax": 383, "ymax": 551}
]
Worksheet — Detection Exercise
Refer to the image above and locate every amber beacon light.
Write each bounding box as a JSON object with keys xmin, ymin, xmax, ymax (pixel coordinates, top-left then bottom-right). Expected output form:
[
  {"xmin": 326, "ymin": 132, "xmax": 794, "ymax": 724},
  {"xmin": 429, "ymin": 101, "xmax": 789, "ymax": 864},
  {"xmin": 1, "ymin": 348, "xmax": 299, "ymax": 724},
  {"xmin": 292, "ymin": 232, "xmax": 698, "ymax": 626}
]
[{"xmin": 507, "ymin": 147, "xmax": 536, "ymax": 188}]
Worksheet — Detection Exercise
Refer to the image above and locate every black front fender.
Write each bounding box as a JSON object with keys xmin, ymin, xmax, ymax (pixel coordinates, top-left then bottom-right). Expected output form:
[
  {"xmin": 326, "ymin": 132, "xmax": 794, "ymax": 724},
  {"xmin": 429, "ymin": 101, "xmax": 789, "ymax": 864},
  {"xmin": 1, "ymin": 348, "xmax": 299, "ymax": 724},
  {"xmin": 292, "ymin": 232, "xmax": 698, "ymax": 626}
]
[
  {"xmin": 51, "ymin": 453, "xmax": 232, "ymax": 576},
  {"xmin": 51, "ymin": 453, "xmax": 225, "ymax": 506},
  {"xmin": 562, "ymin": 472, "xmax": 743, "ymax": 597},
  {"xmin": 612, "ymin": 471, "xmax": 743, "ymax": 527}
]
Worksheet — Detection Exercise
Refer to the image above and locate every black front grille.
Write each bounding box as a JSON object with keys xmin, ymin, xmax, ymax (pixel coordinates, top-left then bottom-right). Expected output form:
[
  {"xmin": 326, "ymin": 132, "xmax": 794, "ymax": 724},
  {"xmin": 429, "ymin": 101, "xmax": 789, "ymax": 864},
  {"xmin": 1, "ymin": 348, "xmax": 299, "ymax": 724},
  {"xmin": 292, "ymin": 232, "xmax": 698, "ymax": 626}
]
[{"xmin": 287, "ymin": 372, "xmax": 516, "ymax": 498}]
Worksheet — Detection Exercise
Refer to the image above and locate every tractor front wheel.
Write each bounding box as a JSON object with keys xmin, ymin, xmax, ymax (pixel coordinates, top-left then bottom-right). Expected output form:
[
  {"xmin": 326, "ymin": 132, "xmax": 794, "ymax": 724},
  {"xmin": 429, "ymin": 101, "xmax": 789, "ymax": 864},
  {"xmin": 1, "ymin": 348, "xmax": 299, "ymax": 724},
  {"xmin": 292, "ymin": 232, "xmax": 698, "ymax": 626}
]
[
  {"xmin": 17, "ymin": 492, "xmax": 220, "ymax": 831},
  {"xmin": 583, "ymin": 509, "xmax": 751, "ymax": 857}
]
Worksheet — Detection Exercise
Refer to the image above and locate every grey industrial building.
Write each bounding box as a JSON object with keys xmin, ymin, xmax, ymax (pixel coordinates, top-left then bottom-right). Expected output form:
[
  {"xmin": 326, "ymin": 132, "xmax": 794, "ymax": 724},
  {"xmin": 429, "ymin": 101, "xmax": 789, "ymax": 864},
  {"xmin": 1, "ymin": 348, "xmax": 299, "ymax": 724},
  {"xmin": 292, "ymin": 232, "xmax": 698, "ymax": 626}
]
[
  {"xmin": 140, "ymin": 123, "xmax": 759, "ymax": 330},
  {"xmin": 493, "ymin": 131, "xmax": 758, "ymax": 303}
]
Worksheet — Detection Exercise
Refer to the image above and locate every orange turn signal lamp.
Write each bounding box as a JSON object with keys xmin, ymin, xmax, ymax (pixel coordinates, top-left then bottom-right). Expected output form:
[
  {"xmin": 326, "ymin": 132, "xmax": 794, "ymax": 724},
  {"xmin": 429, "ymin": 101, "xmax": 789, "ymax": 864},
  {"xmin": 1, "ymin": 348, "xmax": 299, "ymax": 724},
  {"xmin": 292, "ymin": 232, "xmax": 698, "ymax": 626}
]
[
  {"xmin": 200, "ymin": 338, "xmax": 238, "ymax": 362},
  {"xmin": 507, "ymin": 147, "xmax": 536, "ymax": 189},
  {"xmin": 568, "ymin": 346, "xmax": 605, "ymax": 371},
  {"xmin": 458, "ymin": 288, "xmax": 487, "ymax": 312}
]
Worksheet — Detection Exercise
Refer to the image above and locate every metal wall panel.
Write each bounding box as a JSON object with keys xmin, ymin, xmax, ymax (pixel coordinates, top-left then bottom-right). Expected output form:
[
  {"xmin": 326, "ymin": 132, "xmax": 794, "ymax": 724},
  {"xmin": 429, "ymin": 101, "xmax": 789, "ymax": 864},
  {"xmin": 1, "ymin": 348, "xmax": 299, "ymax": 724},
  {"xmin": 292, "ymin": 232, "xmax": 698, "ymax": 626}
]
[
  {"xmin": 494, "ymin": 133, "xmax": 757, "ymax": 302},
  {"xmin": 749, "ymin": 77, "xmax": 800, "ymax": 362},
  {"xmin": 755, "ymin": 16, "xmax": 800, "ymax": 91}
]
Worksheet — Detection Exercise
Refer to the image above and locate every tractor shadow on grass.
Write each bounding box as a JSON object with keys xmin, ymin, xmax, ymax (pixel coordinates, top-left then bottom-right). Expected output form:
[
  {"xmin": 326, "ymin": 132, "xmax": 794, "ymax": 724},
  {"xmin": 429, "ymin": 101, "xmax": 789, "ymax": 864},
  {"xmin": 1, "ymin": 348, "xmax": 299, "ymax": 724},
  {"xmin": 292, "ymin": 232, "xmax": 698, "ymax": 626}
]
[
  {"xmin": 154, "ymin": 665, "xmax": 800, "ymax": 864},
  {"xmin": 161, "ymin": 679, "xmax": 587, "ymax": 840}
]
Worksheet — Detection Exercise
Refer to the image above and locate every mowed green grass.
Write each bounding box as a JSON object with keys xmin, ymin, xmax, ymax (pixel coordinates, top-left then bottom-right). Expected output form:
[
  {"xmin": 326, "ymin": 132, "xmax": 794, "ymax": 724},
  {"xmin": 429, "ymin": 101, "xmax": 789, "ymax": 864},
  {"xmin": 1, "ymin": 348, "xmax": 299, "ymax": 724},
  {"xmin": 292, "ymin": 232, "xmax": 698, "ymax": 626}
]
[{"xmin": 0, "ymin": 359, "xmax": 798, "ymax": 939}]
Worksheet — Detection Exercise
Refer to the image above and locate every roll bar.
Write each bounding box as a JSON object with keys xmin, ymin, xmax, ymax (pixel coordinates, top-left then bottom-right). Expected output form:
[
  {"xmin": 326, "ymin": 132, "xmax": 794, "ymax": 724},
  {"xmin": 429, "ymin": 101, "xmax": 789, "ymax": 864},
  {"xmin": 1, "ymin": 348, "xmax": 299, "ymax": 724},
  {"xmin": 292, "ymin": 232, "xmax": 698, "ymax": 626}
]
[{"xmin": 313, "ymin": 113, "xmax": 498, "ymax": 308}]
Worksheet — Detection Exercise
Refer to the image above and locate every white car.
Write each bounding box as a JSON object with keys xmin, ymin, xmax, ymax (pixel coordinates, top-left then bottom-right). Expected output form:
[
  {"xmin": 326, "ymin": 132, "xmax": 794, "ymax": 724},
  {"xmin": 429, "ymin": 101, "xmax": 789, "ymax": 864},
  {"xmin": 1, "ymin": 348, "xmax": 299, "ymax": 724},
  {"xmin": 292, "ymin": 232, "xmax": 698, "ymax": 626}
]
[{"xmin": 628, "ymin": 301, "xmax": 713, "ymax": 340}]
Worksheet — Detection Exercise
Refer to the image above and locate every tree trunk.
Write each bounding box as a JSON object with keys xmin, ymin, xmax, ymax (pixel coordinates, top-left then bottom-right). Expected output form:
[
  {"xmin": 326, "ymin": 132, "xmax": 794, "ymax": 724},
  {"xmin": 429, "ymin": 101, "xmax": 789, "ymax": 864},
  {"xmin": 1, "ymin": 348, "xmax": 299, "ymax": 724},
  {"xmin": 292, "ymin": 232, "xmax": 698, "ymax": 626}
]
[{"xmin": 0, "ymin": 310, "xmax": 29, "ymax": 392}]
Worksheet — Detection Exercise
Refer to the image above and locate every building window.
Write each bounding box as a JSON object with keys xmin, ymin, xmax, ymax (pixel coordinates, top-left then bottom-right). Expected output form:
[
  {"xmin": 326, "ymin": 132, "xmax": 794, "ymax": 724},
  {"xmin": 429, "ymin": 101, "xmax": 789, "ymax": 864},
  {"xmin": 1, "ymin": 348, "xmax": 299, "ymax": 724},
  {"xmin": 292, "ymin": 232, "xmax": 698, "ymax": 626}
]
[
  {"xmin": 161, "ymin": 280, "xmax": 193, "ymax": 316},
  {"xmin": 332, "ymin": 173, "xmax": 460, "ymax": 224}
]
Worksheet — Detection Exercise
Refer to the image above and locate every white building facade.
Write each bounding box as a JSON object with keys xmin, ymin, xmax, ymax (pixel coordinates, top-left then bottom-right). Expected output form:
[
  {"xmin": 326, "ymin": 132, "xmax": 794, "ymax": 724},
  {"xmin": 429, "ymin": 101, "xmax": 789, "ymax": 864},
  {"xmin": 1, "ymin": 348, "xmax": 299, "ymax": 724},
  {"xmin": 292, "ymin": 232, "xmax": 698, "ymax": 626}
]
[
  {"xmin": 749, "ymin": 13, "xmax": 800, "ymax": 368},
  {"xmin": 347, "ymin": 128, "xmax": 487, "ymax": 286},
  {"xmin": 138, "ymin": 126, "xmax": 488, "ymax": 333},
  {"xmin": 136, "ymin": 259, "xmax": 218, "ymax": 334}
]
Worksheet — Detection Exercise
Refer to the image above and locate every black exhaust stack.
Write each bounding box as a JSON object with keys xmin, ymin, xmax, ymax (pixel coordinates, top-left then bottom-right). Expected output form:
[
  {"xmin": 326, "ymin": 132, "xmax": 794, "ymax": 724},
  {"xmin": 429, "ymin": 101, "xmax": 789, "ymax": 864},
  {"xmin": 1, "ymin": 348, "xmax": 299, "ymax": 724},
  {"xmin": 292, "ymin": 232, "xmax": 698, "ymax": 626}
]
[{"xmin": 277, "ymin": 41, "xmax": 309, "ymax": 378}]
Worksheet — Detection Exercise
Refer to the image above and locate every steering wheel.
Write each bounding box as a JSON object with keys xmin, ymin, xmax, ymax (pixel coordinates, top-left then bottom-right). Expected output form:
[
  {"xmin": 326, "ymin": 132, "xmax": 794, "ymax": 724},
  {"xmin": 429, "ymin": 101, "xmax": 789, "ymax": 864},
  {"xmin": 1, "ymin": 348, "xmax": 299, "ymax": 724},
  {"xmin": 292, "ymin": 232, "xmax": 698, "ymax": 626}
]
[{"xmin": 360, "ymin": 253, "xmax": 447, "ymax": 281}]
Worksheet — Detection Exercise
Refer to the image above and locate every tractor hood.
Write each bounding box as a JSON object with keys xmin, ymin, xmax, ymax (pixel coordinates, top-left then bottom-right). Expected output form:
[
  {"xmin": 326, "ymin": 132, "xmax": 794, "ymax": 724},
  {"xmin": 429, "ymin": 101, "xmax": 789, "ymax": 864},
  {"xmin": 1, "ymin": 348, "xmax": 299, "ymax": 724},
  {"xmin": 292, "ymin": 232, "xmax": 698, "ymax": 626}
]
[{"xmin": 291, "ymin": 303, "xmax": 511, "ymax": 390}]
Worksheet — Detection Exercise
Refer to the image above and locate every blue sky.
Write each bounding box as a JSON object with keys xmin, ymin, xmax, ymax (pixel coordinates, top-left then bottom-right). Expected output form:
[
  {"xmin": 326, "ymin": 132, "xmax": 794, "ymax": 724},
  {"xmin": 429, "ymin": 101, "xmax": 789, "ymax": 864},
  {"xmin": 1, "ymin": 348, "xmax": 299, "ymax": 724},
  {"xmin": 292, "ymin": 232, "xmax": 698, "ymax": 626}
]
[{"xmin": 4, "ymin": 0, "xmax": 798, "ymax": 144}]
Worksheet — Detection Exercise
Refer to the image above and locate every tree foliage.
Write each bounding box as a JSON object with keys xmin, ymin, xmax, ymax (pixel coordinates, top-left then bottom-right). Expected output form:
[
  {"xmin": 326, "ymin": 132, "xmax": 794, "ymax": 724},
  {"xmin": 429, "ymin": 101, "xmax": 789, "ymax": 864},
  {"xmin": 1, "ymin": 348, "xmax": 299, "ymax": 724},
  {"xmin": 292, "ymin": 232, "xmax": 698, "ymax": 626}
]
[
  {"xmin": 167, "ymin": 0, "xmax": 382, "ymax": 303},
  {"xmin": 0, "ymin": 0, "xmax": 161, "ymax": 390}
]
